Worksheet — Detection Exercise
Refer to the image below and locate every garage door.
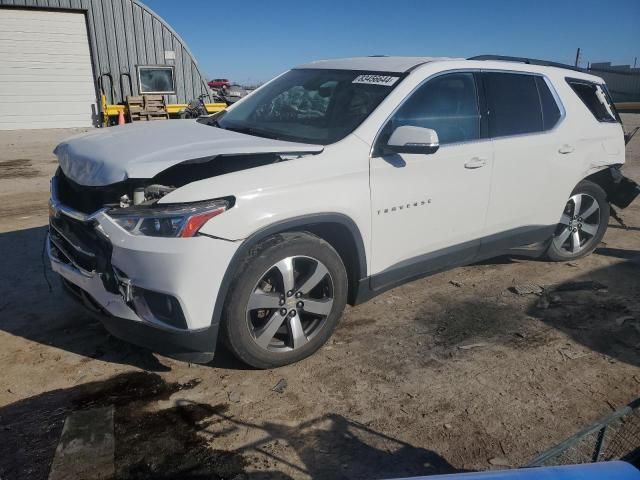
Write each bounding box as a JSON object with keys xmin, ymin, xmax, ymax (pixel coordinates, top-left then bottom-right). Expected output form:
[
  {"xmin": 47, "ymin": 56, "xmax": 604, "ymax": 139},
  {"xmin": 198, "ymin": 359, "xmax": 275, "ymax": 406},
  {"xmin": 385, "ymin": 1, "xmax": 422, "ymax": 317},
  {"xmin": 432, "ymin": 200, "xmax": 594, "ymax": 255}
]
[{"xmin": 0, "ymin": 9, "xmax": 96, "ymax": 130}]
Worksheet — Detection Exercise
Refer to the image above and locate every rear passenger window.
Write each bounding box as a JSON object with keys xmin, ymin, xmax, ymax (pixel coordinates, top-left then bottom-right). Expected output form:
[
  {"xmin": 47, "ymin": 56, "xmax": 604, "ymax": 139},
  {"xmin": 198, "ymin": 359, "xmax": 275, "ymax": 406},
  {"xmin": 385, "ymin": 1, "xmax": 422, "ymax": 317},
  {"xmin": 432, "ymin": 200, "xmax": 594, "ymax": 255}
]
[
  {"xmin": 484, "ymin": 72, "xmax": 542, "ymax": 137},
  {"xmin": 535, "ymin": 76, "xmax": 562, "ymax": 130},
  {"xmin": 566, "ymin": 79, "xmax": 619, "ymax": 123},
  {"xmin": 389, "ymin": 72, "xmax": 480, "ymax": 145}
]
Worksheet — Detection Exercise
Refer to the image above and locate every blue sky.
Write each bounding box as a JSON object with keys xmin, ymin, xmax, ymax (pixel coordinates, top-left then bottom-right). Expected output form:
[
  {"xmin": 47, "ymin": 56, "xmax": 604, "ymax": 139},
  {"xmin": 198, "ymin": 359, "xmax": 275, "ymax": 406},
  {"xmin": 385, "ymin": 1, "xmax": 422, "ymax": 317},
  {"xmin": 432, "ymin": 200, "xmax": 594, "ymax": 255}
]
[{"xmin": 145, "ymin": 0, "xmax": 639, "ymax": 84}]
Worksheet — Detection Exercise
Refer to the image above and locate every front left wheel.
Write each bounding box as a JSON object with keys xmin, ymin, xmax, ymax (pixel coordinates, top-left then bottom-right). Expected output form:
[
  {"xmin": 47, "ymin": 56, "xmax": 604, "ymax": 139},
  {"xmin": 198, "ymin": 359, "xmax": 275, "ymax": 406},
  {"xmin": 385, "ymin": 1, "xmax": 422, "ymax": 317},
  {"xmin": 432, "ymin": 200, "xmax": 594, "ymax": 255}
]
[{"xmin": 221, "ymin": 232, "xmax": 348, "ymax": 368}]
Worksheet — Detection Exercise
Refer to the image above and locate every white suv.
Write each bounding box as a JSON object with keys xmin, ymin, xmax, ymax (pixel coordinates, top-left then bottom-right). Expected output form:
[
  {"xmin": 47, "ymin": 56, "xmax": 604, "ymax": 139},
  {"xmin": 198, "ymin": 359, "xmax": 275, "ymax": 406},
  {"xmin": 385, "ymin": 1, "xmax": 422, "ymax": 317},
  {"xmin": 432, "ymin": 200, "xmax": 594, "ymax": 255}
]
[{"xmin": 49, "ymin": 56, "xmax": 638, "ymax": 368}]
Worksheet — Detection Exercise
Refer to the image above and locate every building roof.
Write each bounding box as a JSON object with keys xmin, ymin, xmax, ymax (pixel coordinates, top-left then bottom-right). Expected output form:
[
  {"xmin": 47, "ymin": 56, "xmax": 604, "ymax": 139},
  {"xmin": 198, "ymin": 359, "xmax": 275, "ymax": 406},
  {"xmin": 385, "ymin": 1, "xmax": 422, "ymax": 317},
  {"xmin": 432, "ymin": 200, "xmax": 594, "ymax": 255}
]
[{"xmin": 295, "ymin": 56, "xmax": 458, "ymax": 73}]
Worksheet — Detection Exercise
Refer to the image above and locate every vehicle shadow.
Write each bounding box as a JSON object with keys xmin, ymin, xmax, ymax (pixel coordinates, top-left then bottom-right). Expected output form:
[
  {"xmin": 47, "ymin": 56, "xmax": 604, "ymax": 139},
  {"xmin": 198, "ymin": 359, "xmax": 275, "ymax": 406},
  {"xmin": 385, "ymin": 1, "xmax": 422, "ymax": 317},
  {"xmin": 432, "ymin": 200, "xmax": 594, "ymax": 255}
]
[
  {"xmin": 0, "ymin": 226, "xmax": 243, "ymax": 372},
  {"xmin": 526, "ymin": 250, "xmax": 640, "ymax": 367},
  {"xmin": 412, "ymin": 248, "xmax": 640, "ymax": 368},
  {"xmin": 609, "ymin": 224, "xmax": 640, "ymax": 232},
  {"xmin": 594, "ymin": 246, "xmax": 640, "ymax": 261},
  {"xmin": 0, "ymin": 371, "xmax": 461, "ymax": 479}
]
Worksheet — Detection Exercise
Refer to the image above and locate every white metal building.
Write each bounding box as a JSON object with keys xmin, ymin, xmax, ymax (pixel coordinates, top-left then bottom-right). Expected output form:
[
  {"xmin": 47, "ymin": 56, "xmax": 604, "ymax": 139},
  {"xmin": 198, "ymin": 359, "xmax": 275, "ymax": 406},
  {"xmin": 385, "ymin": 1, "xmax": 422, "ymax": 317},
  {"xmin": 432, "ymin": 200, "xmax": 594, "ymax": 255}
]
[
  {"xmin": 0, "ymin": 9, "xmax": 96, "ymax": 129},
  {"xmin": 0, "ymin": 0, "xmax": 210, "ymax": 130}
]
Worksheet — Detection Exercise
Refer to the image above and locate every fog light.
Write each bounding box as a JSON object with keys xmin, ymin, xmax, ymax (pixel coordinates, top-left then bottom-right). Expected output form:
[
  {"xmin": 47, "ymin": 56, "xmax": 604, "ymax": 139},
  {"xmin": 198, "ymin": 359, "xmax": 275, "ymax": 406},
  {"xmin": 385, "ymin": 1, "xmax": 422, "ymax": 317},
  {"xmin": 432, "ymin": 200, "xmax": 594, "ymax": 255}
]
[{"xmin": 131, "ymin": 287, "xmax": 188, "ymax": 329}]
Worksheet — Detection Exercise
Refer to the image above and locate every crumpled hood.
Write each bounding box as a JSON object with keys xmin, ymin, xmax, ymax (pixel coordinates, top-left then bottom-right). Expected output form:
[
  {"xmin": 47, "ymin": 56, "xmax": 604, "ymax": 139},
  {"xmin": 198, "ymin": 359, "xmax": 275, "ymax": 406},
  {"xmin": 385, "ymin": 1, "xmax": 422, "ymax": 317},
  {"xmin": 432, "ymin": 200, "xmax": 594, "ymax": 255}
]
[{"xmin": 54, "ymin": 120, "xmax": 324, "ymax": 186}]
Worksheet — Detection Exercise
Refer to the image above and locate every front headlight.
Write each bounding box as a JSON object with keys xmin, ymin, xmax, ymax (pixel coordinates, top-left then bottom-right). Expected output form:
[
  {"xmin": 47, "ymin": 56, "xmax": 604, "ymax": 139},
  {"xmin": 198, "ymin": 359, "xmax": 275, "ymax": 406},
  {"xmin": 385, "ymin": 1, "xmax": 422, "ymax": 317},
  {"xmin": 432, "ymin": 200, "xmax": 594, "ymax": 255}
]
[{"xmin": 107, "ymin": 199, "xmax": 229, "ymax": 238}]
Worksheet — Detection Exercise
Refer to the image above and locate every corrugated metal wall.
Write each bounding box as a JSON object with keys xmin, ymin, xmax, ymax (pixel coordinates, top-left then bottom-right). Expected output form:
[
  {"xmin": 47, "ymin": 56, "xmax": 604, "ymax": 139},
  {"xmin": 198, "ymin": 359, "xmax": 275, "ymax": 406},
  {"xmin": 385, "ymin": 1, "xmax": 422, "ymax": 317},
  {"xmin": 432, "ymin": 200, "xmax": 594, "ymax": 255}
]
[
  {"xmin": 589, "ymin": 63, "xmax": 640, "ymax": 102},
  {"xmin": 0, "ymin": 0, "xmax": 210, "ymax": 104}
]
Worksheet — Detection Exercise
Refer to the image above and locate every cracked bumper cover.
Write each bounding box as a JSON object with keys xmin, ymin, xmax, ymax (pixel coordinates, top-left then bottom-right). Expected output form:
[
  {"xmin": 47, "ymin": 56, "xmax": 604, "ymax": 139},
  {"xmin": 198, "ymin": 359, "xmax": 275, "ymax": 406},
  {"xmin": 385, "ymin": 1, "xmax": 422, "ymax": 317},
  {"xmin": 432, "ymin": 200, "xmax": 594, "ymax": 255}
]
[
  {"xmin": 608, "ymin": 167, "xmax": 640, "ymax": 209},
  {"xmin": 48, "ymin": 207, "xmax": 239, "ymax": 363}
]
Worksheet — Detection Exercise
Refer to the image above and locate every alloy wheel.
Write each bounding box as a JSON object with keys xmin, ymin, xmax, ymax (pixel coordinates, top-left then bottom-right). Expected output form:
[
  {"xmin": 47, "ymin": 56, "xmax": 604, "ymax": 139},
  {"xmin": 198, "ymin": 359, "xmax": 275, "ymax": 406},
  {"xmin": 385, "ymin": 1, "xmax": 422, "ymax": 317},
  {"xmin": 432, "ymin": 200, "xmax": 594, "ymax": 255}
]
[
  {"xmin": 553, "ymin": 193, "xmax": 601, "ymax": 254},
  {"xmin": 245, "ymin": 255, "xmax": 334, "ymax": 352}
]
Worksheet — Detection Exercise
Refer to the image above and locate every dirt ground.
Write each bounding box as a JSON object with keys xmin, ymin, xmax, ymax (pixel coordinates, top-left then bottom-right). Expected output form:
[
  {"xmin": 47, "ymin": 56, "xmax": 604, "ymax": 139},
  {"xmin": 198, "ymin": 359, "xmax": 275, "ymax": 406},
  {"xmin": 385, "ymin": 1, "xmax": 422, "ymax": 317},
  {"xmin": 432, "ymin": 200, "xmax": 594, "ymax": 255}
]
[{"xmin": 1, "ymin": 118, "xmax": 639, "ymax": 479}]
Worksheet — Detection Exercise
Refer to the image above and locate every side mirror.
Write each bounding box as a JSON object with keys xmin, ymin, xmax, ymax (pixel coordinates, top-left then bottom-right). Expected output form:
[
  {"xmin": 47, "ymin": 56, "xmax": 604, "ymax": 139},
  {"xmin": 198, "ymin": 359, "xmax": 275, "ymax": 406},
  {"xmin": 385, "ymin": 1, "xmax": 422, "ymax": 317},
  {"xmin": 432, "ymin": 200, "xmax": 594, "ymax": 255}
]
[{"xmin": 385, "ymin": 125, "xmax": 439, "ymax": 155}]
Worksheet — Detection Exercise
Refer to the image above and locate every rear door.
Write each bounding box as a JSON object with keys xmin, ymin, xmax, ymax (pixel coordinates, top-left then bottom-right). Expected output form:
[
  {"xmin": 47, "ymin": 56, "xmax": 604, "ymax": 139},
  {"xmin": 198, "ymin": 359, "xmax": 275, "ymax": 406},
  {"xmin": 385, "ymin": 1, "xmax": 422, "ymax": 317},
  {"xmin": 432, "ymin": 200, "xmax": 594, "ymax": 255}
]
[{"xmin": 479, "ymin": 71, "xmax": 565, "ymax": 254}]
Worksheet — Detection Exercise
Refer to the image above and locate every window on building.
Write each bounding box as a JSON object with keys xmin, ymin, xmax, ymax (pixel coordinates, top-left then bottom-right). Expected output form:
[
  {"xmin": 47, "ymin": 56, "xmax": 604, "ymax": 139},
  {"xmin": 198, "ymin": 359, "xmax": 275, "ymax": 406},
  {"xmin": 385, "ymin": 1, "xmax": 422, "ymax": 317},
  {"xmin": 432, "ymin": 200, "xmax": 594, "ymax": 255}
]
[
  {"xmin": 387, "ymin": 72, "xmax": 481, "ymax": 145},
  {"xmin": 484, "ymin": 72, "xmax": 543, "ymax": 137},
  {"xmin": 138, "ymin": 66, "xmax": 176, "ymax": 94}
]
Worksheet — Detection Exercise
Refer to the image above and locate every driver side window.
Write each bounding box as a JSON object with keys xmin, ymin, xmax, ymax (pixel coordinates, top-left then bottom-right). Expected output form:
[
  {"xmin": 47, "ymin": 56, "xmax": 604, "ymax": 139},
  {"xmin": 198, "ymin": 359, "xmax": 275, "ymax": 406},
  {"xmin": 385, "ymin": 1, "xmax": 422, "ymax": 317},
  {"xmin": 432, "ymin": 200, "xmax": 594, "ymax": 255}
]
[{"xmin": 388, "ymin": 72, "xmax": 481, "ymax": 145}]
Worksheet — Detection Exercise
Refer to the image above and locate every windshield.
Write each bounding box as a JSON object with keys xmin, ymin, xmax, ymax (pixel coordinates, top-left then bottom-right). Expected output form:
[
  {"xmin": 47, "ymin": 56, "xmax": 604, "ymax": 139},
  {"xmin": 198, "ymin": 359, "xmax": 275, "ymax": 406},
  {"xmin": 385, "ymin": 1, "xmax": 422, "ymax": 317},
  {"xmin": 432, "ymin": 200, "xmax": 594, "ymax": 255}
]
[{"xmin": 212, "ymin": 69, "xmax": 403, "ymax": 145}]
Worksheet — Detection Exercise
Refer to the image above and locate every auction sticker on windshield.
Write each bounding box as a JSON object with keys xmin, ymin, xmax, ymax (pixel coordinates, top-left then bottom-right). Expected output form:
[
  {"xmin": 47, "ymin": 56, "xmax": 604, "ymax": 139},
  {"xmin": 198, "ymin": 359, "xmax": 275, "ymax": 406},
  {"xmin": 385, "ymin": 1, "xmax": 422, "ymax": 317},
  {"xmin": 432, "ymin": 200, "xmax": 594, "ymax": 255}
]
[{"xmin": 352, "ymin": 74, "xmax": 400, "ymax": 86}]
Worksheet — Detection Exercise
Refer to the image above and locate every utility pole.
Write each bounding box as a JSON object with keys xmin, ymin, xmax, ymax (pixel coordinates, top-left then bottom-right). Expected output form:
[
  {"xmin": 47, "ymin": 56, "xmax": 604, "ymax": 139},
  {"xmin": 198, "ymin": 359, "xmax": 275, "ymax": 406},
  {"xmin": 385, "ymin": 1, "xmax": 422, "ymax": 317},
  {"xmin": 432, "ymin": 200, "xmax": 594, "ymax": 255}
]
[{"xmin": 574, "ymin": 48, "xmax": 581, "ymax": 68}]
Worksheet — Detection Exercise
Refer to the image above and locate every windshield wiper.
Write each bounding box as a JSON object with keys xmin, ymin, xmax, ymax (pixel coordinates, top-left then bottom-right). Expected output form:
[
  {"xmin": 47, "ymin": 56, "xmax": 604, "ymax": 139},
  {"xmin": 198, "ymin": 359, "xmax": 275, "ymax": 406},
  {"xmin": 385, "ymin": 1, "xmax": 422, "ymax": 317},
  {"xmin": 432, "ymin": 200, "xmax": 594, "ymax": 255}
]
[{"xmin": 197, "ymin": 110, "xmax": 226, "ymax": 127}]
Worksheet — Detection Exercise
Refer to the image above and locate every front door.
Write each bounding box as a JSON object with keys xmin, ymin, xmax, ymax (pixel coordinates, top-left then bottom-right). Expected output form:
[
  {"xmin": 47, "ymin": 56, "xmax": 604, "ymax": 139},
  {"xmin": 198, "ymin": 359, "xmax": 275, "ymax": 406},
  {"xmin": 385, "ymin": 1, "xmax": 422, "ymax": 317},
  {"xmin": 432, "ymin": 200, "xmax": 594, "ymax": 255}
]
[{"xmin": 369, "ymin": 72, "xmax": 492, "ymax": 289}]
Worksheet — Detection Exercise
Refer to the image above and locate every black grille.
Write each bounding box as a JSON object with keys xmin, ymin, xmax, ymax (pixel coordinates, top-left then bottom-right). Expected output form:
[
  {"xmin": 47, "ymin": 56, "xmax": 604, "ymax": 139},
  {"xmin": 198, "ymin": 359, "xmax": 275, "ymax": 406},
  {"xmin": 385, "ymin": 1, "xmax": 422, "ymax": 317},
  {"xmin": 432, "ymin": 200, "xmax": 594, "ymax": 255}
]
[
  {"xmin": 50, "ymin": 216, "xmax": 100, "ymax": 272},
  {"xmin": 49, "ymin": 214, "xmax": 119, "ymax": 294},
  {"xmin": 50, "ymin": 228, "xmax": 95, "ymax": 272}
]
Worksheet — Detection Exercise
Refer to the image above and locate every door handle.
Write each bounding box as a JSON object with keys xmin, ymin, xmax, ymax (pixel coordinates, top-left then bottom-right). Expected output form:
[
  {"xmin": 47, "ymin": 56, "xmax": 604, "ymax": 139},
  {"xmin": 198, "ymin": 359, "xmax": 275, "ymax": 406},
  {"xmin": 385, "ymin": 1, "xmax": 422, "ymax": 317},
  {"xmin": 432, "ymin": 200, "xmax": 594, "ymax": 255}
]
[
  {"xmin": 558, "ymin": 144, "xmax": 575, "ymax": 154},
  {"xmin": 464, "ymin": 157, "xmax": 487, "ymax": 169}
]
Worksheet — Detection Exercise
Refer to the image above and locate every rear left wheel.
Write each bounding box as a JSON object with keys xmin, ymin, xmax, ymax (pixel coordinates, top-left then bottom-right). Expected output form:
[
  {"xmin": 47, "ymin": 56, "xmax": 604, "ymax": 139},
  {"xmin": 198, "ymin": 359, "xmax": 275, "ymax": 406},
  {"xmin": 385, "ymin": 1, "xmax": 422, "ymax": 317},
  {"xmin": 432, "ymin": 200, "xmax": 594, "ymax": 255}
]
[{"xmin": 546, "ymin": 180, "xmax": 609, "ymax": 261}]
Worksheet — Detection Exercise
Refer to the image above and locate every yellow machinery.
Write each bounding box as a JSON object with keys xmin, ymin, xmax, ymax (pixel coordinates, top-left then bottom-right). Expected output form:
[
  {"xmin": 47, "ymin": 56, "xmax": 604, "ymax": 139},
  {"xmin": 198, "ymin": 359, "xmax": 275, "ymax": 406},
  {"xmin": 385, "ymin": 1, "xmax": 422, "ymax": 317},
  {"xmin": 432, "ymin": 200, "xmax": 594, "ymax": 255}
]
[
  {"xmin": 100, "ymin": 93, "xmax": 226, "ymax": 126},
  {"xmin": 165, "ymin": 103, "xmax": 227, "ymax": 115},
  {"xmin": 615, "ymin": 102, "xmax": 640, "ymax": 113}
]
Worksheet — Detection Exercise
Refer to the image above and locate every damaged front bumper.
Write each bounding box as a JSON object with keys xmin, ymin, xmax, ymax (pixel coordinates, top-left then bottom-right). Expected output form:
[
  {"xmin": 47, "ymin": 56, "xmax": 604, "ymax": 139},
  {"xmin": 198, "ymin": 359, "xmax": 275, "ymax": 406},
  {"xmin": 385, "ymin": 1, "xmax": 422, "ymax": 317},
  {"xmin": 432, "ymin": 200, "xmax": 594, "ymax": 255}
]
[{"xmin": 48, "ymin": 182, "xmax": 239, "ymax": 363}]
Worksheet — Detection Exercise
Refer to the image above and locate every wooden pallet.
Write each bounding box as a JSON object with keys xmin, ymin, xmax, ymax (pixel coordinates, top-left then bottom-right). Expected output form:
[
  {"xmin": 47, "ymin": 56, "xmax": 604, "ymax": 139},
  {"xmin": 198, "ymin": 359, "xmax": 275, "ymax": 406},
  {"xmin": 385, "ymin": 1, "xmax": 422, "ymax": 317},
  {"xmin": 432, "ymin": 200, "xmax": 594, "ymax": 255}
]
[{"xmin": 126, "ymin": 95, "xmax": 169, "ymax": 122}]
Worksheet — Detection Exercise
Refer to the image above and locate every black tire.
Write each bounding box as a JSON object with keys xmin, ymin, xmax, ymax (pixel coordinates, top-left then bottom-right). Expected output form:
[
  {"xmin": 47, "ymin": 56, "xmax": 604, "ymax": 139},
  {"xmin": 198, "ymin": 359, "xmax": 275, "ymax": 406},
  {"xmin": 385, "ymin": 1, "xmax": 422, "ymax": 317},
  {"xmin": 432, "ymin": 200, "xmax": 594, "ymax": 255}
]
[
  {"xmin": 545, "ymin": 180, "xmax": 610, "ymax": 261},
  {"xmin": 221, "ymin": 232, "xmax": 348, "ymax": 369}
]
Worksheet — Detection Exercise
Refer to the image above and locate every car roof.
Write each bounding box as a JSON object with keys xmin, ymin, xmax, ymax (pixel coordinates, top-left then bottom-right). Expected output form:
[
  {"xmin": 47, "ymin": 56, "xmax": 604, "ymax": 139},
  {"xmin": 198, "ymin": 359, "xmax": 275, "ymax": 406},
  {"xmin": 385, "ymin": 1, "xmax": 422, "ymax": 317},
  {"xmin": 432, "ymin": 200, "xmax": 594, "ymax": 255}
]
[
  {"xmin": 293, "ymin": 56, "xmax": 604, "ymax": 82},
  {"xmin": 294, "ymin": 56, "xmax": 459, "ymax": 73}
]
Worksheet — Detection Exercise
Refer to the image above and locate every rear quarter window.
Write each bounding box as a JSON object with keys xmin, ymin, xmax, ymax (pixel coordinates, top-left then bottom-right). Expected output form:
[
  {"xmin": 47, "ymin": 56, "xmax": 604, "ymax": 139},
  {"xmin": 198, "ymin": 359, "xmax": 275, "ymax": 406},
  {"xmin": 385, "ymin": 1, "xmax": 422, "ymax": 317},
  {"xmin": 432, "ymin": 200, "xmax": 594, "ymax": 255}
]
[{"xmin": 566, "ymin": 79, "xmax": 619, "ymax": 123}]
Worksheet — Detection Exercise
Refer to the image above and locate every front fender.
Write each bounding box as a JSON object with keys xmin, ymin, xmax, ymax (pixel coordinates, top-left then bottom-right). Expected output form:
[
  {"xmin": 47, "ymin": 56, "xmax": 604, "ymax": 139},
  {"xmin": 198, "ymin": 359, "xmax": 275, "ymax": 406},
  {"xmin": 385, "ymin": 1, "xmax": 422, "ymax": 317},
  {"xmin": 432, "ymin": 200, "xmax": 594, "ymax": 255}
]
[
  {"xmin": 159, "ymin": 135, "xmax": 373, "ymax": 255},
  {"xmin": 207, "ymin": 212, "xmax": 369, "ymax": 329}
]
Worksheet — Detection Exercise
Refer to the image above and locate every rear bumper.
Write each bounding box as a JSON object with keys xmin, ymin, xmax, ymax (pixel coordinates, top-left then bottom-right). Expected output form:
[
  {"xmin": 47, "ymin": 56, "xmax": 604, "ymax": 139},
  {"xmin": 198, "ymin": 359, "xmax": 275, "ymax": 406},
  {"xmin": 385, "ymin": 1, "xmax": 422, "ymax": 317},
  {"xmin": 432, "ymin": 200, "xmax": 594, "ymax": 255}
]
[
  {"xmin": 597, "ymin": 166, "xmax": 640, "ymax": 209},
  {"xmin": 610, "ymin": 172, "xmax": 640, "ymax": 208}
]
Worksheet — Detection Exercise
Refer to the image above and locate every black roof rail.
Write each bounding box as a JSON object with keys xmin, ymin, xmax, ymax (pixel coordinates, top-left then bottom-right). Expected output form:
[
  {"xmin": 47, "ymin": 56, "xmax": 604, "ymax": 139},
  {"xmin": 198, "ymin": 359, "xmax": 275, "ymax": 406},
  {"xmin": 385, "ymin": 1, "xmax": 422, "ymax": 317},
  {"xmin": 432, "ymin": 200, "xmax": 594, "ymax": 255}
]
[{"xmin": 468, "ymin": 55, "xmax": 584, "ymax": 73}]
